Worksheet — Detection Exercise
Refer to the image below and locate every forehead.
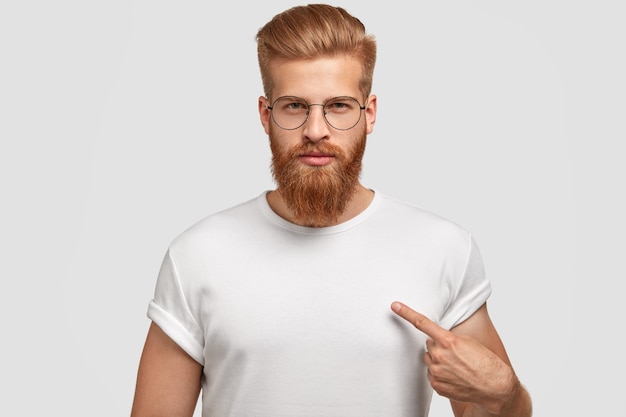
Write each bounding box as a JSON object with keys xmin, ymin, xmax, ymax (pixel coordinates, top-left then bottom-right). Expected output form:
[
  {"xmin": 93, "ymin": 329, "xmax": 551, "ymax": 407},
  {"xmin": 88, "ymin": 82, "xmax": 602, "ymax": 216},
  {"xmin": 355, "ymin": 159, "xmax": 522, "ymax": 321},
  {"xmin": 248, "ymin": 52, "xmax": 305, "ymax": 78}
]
[{"xmin": 268, "ymin": 56, "xmax": 362, "ymax": 100}]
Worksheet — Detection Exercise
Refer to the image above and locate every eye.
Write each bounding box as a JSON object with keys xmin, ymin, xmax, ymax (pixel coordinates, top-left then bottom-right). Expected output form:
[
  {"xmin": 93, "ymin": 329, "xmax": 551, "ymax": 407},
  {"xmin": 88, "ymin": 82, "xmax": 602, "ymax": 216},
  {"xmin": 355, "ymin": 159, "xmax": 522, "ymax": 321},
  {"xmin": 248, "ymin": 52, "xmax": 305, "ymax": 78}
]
[
  {"xmin": 287, "ymin": 102, "xmax": 306, "ymax": 110},
  {"xmin": 325, "ymin": 98, "xmax": 357, "ymax": 113},
  {"xmin": 277, "ymin": 97, "xmax": 308, "ymax": 113}
]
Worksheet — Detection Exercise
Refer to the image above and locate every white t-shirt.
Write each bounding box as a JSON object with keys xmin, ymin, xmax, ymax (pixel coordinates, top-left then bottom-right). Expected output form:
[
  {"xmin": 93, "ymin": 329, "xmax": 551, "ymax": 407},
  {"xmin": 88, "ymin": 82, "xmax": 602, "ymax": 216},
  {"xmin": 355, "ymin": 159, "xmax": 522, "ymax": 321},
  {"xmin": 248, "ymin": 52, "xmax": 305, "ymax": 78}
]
[{"xmin": 148, "ymin": 191, "xmax": 491, "ymax": 417}]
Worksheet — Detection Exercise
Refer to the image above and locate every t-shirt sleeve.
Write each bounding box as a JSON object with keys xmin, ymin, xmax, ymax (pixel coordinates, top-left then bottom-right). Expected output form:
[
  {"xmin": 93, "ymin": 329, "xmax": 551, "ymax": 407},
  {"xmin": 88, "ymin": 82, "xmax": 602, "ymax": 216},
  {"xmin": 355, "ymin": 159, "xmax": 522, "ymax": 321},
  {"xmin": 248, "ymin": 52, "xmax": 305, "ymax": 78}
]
[
  {"xmin": 147, "ymin": 249, "xmax": 205, "ymax": 365},
  {"xmin": 439, "ymin": 234, "xmax": 492, "ymax": 330}
]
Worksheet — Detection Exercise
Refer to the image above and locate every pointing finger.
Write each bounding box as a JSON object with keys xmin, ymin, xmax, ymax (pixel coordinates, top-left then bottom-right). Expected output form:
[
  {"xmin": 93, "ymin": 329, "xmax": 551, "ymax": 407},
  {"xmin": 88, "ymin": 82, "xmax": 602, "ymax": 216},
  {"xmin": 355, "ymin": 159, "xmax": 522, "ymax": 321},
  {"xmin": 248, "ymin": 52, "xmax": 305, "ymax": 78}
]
[{"xmin": 391, "ymin": 301, "xmax": 448, "ymax": 340}]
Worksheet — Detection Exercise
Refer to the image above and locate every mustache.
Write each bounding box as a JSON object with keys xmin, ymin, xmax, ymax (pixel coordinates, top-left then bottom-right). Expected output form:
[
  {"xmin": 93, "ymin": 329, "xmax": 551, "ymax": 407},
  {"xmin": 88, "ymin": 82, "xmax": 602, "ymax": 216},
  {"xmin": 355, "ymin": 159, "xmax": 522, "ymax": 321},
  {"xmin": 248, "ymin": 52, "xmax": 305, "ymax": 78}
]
[{"xmin": 289, "ymin": 142, "xmax": 344, "ymax": 158}]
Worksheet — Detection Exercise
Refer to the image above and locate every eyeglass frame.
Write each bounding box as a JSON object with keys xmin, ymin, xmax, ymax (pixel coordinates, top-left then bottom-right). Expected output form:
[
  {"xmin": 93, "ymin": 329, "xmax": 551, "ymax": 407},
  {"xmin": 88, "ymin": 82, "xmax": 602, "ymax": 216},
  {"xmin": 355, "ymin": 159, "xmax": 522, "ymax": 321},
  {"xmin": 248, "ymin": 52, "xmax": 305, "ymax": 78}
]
[{"xmin": 265, "ymin": 95, "xmax": 367, "ymax": 131}]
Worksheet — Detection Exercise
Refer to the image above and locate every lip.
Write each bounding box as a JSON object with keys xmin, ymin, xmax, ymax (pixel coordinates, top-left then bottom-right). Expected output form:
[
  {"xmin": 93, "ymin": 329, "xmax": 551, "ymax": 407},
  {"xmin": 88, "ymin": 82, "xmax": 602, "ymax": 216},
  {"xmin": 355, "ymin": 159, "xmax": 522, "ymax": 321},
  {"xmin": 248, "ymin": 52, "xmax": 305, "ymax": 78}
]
[{"xmin": 299, "ymin": 151, "xmax": 335, "ymax": 166}]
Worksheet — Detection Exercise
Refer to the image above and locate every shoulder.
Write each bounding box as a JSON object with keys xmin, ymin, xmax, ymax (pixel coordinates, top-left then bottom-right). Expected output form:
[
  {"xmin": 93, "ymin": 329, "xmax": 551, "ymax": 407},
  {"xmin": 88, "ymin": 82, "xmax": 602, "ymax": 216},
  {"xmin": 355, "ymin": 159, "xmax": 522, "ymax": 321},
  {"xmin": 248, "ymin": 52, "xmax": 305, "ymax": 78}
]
[
  {"xmin": 376, "ymin": 193, "xmax": 473, "ymax": 244},
  {"xmin": 168, "ymin": 193, "xmax": 266, "ymax": 255}
]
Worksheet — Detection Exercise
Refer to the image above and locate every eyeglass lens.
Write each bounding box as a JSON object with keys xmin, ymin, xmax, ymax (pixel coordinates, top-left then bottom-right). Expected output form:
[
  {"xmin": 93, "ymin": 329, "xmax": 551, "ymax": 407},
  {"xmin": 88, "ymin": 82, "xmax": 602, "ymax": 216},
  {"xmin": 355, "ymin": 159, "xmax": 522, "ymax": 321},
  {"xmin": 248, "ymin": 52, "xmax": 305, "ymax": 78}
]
[{"xmin": 270, "ymin": 96, "xmax": 363, "ymax": 130}]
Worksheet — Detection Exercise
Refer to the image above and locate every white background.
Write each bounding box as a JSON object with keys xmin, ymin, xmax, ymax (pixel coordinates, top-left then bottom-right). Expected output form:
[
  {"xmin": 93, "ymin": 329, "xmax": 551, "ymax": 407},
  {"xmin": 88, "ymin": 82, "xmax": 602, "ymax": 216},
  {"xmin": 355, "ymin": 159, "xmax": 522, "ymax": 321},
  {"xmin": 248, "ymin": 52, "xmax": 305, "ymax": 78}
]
[{"xmin": 1, "ymin": 1, "xmax": 624, "ymax": 416}]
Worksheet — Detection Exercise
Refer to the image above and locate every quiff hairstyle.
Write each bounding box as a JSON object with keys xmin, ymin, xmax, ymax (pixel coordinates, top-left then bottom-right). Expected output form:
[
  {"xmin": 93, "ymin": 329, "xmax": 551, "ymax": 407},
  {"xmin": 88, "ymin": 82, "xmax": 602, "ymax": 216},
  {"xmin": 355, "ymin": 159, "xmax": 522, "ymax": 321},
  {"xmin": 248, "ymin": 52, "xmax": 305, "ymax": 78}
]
[{"xmin": 256, "ymin": 4, "xmax": 377, "ymax": 101}]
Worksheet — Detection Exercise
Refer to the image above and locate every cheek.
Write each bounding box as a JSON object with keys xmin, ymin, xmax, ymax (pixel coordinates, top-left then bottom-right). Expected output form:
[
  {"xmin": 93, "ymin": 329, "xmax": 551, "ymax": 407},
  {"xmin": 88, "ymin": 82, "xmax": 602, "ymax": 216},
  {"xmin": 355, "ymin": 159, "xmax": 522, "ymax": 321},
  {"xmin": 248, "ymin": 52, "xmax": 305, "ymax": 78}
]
[
  {"xmin": 269, "ymin": 124, "xmax": 301, "ymax": 148},
  {"xmin": 268, "ymin": 126, "xmax": 290, "ymax": 158}
]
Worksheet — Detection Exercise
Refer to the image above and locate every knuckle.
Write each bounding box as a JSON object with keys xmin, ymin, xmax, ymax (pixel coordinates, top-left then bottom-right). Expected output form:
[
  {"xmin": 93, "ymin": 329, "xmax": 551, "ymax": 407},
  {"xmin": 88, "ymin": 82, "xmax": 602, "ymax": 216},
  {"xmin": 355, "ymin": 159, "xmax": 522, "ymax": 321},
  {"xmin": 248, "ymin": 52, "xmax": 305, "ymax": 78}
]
[
  {"xmin": 438, "ymin": 333, "xmax": 456, "ymax": 347},
  {"xmin": 412, "ymin": 315, "xmax": 426, "ymax": 328},
  {"xmin": 428, "ymin": 377, "xmax": 445, "ymax": 395}
]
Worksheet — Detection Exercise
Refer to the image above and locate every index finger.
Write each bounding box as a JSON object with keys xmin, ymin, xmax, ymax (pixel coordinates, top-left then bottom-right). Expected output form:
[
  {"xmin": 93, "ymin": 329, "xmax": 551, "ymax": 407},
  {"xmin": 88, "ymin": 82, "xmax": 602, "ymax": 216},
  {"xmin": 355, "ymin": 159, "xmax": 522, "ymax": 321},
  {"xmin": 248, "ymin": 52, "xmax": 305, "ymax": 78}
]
[{"xmin": 391, "ymin": 301, "xmax": 448, "ymax": 340}]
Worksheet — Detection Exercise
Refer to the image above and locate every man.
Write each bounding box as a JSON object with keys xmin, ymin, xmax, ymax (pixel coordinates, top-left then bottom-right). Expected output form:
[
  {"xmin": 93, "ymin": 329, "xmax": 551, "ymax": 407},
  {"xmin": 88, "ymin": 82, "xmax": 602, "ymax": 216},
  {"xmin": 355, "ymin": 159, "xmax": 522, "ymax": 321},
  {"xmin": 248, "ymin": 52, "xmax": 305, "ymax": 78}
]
[{"xmin": 131, "ymin": 4, "xmax": 532, "ymax": 417}]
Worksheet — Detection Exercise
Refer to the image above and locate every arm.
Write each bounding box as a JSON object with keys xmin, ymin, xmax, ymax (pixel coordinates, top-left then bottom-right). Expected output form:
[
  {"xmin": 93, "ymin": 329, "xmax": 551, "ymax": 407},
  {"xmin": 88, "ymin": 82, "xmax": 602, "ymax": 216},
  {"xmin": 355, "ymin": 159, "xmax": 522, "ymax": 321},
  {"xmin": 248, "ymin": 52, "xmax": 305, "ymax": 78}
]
[
  {"xmin": 391, "ymin": 302, "xmax": 532, "ymax": 417},
  {"xmin": 447, "ymin": 304, "xmax": 532, "ymax": 417},
  {"xmin": 131, "ymin": 322, "xmax": 203, "ymax": 417}
]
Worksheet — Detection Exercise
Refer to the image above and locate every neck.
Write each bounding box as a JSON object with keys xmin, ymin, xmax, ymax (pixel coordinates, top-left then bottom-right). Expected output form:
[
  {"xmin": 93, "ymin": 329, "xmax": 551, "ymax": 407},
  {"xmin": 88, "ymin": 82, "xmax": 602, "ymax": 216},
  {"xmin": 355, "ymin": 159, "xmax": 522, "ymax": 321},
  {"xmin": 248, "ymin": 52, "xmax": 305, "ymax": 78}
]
[{"xmin": 267, "ymin": 185, "xmax": 374, "ymax": 227}]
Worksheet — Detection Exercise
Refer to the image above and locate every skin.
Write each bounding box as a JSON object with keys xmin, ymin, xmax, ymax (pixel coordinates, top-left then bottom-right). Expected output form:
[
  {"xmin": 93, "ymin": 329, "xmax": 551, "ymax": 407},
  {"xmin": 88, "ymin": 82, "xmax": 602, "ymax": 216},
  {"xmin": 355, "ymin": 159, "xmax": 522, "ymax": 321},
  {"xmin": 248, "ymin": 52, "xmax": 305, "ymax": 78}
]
[
  {"xmin": 131, "ymin": 55, "xmax": 532, "ymax": 417},
  {"xmin": 131, "ymin": 322, "xmax": 202, "ymax": 417},
  {"xmin": 391, "ymin": 302, "xmax": 532, "ymax": 417},
  {"xmin": 258, "ymin": 56, "xmax": 377, "ymax": 226}
]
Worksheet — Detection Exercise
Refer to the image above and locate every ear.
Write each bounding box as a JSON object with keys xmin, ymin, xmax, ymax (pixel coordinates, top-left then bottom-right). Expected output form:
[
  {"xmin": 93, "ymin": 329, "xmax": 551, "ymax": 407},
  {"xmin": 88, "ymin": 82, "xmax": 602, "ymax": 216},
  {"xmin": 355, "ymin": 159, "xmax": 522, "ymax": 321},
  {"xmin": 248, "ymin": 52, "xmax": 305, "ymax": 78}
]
[
  {"xmin": 364, "ymin": 94, "xmax": 377, "ymax": 135},
  {"xmin": 258, "ymin": 96, "xmax": 271, "ymax": 135}
]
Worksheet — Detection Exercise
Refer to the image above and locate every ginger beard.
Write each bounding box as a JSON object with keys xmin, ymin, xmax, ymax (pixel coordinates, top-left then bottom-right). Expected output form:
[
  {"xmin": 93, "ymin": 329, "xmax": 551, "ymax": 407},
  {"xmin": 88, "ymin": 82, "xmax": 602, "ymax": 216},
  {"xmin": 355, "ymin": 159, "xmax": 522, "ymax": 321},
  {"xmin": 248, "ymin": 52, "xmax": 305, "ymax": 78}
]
[{"xmin": 269, "ymin": 125, "xmax": 367, "ymax": 227}]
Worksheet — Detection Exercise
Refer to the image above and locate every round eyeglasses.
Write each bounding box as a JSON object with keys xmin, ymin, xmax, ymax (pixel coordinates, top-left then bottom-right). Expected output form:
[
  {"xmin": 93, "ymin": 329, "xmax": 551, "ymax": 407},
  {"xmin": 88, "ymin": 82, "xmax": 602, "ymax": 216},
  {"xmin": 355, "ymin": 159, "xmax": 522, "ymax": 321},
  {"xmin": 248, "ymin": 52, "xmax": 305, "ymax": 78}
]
[{"xmin": 267, "ymin": 96, "xmax": 366, "ymax": 130}]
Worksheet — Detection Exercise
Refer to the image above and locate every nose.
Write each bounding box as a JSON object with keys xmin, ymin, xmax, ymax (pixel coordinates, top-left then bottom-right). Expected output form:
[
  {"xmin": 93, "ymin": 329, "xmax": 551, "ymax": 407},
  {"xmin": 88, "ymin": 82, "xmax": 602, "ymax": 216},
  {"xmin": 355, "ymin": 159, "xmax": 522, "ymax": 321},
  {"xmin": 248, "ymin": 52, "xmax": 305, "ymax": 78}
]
[{"xmin": 302, "ymin": 104, "xmax": 330, "ymax": 142}]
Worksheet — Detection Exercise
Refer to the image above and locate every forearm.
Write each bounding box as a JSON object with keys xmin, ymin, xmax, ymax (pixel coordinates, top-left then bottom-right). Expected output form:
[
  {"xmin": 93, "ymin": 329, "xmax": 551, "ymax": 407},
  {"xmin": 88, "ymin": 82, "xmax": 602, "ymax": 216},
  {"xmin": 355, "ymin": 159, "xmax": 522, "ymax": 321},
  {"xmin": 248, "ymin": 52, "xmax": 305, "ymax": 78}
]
[{"xmin": 462, "ymin": 380, "xmax": 532, "ymax": 417}]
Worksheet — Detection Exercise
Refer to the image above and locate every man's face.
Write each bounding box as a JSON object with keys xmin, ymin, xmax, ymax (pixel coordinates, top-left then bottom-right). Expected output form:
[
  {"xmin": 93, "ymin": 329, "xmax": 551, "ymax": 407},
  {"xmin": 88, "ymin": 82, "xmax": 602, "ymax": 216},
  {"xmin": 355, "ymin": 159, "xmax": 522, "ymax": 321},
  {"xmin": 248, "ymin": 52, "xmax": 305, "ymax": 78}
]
[{"xmin": 258, "ymin": 56, "xmax": 377, "ymax": 227}]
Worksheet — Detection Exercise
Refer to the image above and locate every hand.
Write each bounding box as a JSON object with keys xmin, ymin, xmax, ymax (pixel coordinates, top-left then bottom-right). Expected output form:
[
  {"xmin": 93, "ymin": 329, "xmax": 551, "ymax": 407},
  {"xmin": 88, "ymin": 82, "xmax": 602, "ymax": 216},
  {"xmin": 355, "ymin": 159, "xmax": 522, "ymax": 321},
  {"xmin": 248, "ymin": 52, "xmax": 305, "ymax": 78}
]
[{"xmin": 390, "ymin": 301, "xmax": 518, "ymax": 413}]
